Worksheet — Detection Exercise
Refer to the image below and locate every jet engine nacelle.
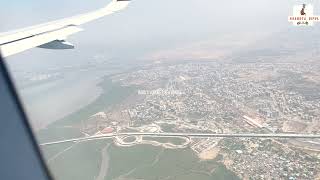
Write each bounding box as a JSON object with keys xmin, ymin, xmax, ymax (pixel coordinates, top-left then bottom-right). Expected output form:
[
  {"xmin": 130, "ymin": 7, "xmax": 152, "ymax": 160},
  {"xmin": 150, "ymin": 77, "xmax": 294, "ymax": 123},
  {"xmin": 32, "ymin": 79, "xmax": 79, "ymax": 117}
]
[{"xmin": 38, "ymin": 40, "xmax": 74, "ymax": 49}]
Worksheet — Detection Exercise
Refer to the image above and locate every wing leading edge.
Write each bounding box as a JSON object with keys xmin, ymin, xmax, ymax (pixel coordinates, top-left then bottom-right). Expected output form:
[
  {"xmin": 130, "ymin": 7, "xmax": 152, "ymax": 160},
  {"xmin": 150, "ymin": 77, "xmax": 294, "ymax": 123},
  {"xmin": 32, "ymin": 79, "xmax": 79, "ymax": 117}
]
[{"xmin": 0, "ymin": 0, "xmax": 131, "ymax": 58}]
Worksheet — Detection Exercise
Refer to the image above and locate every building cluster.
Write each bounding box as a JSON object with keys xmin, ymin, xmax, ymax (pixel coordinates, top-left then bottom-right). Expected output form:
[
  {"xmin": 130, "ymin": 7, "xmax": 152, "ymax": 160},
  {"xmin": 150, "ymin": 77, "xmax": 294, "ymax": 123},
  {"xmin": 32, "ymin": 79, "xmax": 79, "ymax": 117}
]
[
  {"xmin": 117, "ymin": 62, "xmax": 320, "ymax": 134},
  {"xmin": 111, "ymin": 62, "xmax": 320, "ymax": 179},
  {"xmin": 219, "ymin": 138, "xmax": 319, "ymax": 180}
]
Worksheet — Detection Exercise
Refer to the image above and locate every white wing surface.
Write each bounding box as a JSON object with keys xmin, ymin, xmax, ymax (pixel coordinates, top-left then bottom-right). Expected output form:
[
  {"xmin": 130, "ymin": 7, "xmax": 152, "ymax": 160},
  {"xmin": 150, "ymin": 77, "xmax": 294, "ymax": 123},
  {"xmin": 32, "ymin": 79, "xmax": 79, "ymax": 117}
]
[{"xmin": 0, "ymin": 0, "xmax": 130, "ymax": 58}]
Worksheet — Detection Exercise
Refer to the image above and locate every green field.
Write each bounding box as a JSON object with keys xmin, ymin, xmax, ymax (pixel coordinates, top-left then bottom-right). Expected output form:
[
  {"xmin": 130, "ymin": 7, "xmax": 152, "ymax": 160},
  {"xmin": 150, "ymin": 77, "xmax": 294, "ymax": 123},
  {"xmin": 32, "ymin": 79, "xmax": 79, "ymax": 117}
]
[
  {"xmin": 122, "ymin": 136, "xmax": 137, "ymax": 143},
  {"xmin": 107, "ymin": 143, "xmax": 240, "ymax": 180},
  {"xmin": 142, "ymin": 136, "xmax": 187, "ymax": 145},
  {"xmin": 43, "ymin": 140, "xmax": 108, "ymax": 180},
  {"xmin": 43, "ymin": 139, "xmax": 239, "ymax": 180}
]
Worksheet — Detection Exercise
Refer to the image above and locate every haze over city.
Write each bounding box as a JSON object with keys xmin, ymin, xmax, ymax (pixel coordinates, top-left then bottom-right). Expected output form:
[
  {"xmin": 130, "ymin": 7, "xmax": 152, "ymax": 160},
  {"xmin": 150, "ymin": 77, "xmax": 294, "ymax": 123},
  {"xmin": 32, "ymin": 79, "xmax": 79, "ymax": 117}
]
[{"xmin": 1, "ymin": 0, "xmax": 320, "ymax": 180}]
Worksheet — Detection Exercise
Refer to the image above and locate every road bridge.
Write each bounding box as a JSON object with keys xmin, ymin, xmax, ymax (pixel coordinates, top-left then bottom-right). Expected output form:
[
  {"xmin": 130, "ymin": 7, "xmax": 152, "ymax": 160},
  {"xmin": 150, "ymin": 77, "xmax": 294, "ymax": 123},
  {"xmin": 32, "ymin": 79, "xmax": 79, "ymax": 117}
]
[{"xmin": 40, "ymin": 132, "xmax": 320, "ymax": 146}]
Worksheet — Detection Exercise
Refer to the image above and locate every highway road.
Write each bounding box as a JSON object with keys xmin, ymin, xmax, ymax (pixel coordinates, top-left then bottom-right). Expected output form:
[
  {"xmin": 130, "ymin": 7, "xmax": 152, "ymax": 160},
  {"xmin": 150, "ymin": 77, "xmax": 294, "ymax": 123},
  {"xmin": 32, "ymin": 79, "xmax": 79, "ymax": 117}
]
[{"xmin": 40, "ymin": 132, "xmax": 320, "ymax": 146}]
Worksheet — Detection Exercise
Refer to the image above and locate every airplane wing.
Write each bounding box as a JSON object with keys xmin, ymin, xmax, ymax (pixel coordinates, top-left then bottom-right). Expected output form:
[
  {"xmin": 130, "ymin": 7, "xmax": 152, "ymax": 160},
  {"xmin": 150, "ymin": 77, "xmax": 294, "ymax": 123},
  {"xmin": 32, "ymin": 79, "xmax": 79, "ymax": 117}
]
[{"xmin": 0, "ymin": 0, "xmax": 130, "ymax": 58}]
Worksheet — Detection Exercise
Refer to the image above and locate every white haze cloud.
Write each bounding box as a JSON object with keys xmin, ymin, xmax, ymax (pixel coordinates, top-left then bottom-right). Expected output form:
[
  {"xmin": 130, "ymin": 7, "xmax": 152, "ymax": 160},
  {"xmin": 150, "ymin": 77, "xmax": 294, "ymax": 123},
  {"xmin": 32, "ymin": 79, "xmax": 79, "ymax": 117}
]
[{"xmin": 1, "ymin": 0, "xmax": 318, "ymax": 68}]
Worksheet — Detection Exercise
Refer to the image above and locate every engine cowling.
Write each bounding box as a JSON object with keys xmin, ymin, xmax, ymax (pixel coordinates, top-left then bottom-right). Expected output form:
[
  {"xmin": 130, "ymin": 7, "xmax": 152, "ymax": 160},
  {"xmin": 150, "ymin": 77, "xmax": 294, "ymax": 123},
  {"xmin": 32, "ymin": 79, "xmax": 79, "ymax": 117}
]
[{"xmin": 38, "ymin": 40, "xmax": 74, "ymax": 49}]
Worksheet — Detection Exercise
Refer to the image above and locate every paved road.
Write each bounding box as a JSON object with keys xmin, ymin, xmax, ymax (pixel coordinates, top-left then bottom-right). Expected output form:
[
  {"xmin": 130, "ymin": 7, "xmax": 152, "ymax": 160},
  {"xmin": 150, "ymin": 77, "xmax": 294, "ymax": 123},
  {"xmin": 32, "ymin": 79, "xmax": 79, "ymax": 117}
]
[{"xmin": 40, "ymin": 132, "xmax": 320, "ymax": 146}]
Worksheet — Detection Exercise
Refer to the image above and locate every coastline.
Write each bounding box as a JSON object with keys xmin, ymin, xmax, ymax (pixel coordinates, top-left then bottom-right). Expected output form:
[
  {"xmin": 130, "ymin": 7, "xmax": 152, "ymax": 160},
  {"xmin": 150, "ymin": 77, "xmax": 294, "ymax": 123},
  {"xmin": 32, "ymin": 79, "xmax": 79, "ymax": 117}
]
[{"xmin": 20, "ymin": 72, "xmax": 105, "ymax": 131}]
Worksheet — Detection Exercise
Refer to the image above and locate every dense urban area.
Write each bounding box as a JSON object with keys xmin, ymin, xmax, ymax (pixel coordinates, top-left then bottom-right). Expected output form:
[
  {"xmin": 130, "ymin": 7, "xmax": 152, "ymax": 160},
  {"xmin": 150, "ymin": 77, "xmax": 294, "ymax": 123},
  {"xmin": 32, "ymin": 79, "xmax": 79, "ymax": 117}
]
[{"xmin": 70, "ymin": 62, "xmax": 320, "ymax": 180}]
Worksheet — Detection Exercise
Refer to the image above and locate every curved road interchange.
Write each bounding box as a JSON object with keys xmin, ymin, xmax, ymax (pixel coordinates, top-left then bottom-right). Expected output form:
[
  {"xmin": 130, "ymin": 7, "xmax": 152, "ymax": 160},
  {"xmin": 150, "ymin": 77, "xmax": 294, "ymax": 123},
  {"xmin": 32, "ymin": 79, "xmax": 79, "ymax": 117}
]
[{"xmin": 40, "ymin": 132, "xmax": 320, "ymax": 146}]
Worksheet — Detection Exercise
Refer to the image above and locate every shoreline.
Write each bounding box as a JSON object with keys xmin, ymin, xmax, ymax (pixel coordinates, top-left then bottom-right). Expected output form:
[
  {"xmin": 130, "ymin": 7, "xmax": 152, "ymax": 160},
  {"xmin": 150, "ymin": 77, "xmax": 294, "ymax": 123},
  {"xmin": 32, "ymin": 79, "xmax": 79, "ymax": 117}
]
[
  {"xmin": 28, "ymin": 81, "xmax": 103, "ymax": 131},
  {"xmin": 21, "ymin": 71, "xmax": 107, "ymax": 131}
]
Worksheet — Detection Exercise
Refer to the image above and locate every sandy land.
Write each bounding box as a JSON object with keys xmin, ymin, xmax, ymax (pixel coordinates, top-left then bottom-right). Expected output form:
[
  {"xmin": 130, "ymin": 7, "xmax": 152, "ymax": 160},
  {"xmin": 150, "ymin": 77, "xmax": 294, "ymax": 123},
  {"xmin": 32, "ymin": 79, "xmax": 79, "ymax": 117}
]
[
  {"xmin": 282, "ymin": 120, "xmax": 307, "ymax": 133},
  {"xmin": 198, "ymin": 147, "xmax": 220, "ymax": 160}
]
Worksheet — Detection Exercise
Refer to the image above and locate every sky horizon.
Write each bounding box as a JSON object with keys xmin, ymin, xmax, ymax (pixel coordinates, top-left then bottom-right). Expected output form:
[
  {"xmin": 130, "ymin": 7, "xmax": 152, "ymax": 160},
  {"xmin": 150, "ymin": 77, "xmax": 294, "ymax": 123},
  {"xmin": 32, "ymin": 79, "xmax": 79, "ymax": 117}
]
[{"xmin": 1, "ymin": 0, "xmax": 319, "ymax": 71}]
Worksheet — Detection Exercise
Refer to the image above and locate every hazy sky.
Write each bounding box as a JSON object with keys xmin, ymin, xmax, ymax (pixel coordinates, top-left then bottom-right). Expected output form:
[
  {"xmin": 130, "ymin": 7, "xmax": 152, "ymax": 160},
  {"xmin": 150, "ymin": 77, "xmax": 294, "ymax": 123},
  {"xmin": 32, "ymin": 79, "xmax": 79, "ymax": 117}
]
[
  {"xmin": 2, "ymin": 0, "xmax": 320, "ymax": 128},
  {"xmin": 1, "ymin": 0, "xmax": 319, "ymax": 70}
]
